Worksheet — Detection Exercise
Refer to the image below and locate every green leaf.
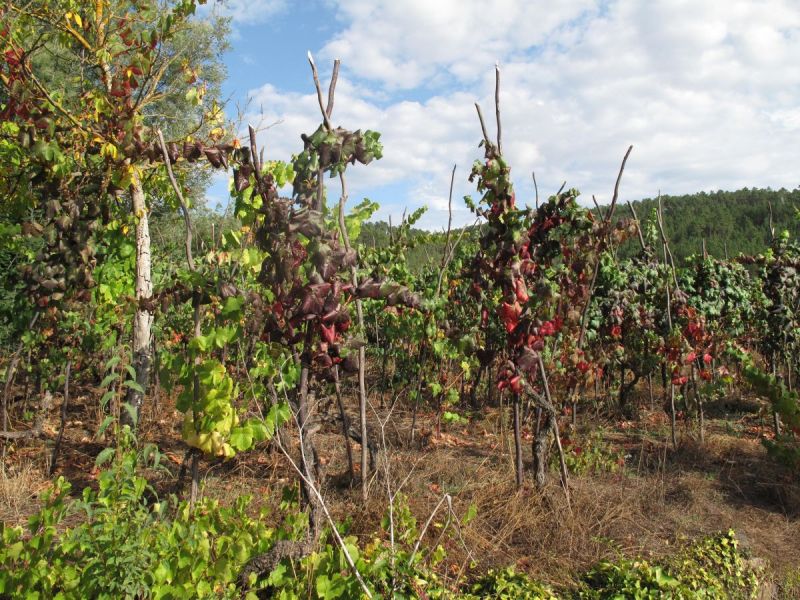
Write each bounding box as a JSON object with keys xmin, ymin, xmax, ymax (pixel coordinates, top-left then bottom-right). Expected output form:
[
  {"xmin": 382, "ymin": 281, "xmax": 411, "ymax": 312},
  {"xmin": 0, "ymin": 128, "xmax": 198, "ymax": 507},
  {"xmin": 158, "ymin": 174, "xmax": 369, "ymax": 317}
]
[
  {"xmin": 229, "ymin": 429, "xmax": 253, "ymax": 452},
  {"xmin": 105, "ymin": 356, "xmax": 122, "ymax": 371},
  {"xmin": 461, "ymin": 503, "xmax": 477, "ymax": 526},
  {"xmin": 97, "ymin": 416, "xmax": 114, "ymax": 436},
  {"xmin": 124, "ymin": 380, "xmax": 144, "ymax": 393},
  {"xmin": 95, "ymin": 447, "xmax": 115, "ymax": 466},
  {"xmin": 100, "ymin": 390, "xmax": 116, "ymax": 409},
  {"xmin": 220, "ymin": 296, "xmax": 245, "ymax": 319},
  {"xmin": 122, "ymin": 403, "xmax": 138, "ymax": 425},
  {"xmin": 6, "ymin": 541, "xmax": 23, "ymax": 560},
  {"xmin": 100, "ymin": 373, "xmax": 118, "ymax": 389}
]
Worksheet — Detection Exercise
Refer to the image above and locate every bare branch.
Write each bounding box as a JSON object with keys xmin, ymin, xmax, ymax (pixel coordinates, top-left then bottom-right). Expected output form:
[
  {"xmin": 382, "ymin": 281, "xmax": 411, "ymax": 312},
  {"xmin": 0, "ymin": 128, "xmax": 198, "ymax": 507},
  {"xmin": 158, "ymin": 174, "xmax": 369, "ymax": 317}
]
[
  {"xmin": 307, "ymin": 51, "xmax": 333, "ymax": 130},
  {"xmin": 536, "ymin": 355, "xmax": 572, "ymax": 512},
  {"xmin": 474, "ymin": 103, "xmax": 491, "ymax": 146},
  {"xmin": 2, "ymin": 312, "xmax": 39, "ymax": 432},
  {"xmin": 605, "ymin": 144, "xmax": 633, "ymax": 224},
  {"xmin": 768, "ymin": 200, "xmax": 775, "ymax": 241},
  {"xmin": 626, "ymin": 200, "xmax": 647, "ymax": 252},
  {"xmin": 272, "ymin": 409, "xmax": 373, "ymax": 598},
  {"xmin": 437, "ymin": 164, "xmax": 457, "ymax": 297},
  {"xmin": 409, "ymin": 493, "xmax": 452, "ymax": 564},
  {"xmin": 592, "ymin": 194, "xmax": 606, "ymax": 220},
  {"xmin": 49, "ymin": 361, "xmax": 72, "ymax": 475},
  {"xmin": 326, "ymin": 59, "xmax": 340, "ymax": 118},
  {"xmin": 494, "ymin": 62, "xmax": 502, "ymax": 154},
  {"xmin": 156, "ymin": 129, "xmax": 194, "ymax": 271}
]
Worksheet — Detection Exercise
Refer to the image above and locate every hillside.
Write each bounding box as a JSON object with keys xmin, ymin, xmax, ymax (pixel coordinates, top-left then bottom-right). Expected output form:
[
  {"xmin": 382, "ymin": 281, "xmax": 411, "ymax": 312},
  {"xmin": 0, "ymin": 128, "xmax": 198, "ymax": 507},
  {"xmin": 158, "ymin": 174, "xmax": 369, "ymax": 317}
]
[
  {"xmin": 616, "ymin": 187, "xmax": 800, "ymax": 262},
  {"xmin": 359, "ymin": 187, "xmax": 800, "ymax": 268}
]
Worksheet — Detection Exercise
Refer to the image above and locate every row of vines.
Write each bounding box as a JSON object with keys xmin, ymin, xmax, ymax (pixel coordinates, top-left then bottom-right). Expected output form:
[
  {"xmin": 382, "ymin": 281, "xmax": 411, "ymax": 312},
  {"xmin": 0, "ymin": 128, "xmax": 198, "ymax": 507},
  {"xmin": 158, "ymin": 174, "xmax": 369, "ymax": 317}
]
[{"xmin": 0, "ymin": 0, "xmax": 797, "ymax": 597}]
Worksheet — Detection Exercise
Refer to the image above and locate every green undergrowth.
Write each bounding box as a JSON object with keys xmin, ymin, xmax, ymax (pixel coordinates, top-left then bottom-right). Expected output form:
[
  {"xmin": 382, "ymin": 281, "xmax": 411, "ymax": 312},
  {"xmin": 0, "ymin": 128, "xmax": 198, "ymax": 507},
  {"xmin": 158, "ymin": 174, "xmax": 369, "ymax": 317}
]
[
  {"xmin": 0, "ymin": 446, "xmax": 763, "ymax": 599},
  {"xmin": 463, "ymin": 528, "xmax": 760, "ymax": 599}
]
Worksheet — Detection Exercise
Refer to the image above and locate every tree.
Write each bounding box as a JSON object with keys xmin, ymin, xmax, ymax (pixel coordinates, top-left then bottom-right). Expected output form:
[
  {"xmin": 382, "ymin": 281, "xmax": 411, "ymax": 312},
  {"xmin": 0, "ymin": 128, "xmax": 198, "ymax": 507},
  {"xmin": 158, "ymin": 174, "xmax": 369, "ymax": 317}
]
[{"xmin": 0, "ymin": 0, "xmax": 229, "ymax": 425}]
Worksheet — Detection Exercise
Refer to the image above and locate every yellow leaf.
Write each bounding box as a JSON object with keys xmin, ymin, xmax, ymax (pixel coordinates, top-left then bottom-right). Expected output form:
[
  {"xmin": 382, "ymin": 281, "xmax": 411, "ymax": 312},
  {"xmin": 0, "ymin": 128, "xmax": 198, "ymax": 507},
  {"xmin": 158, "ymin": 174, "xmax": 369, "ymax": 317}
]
[
  {"xmin": 122, "ymin": 225, "xmax": 129, "ymax": 235},
  {"xmin": 74, "ymin": 14, "xmax": 83, "ymax": 28},
  {"xmin": 101, "ymin": 142, "xmax": 117, "ymax": 160}
]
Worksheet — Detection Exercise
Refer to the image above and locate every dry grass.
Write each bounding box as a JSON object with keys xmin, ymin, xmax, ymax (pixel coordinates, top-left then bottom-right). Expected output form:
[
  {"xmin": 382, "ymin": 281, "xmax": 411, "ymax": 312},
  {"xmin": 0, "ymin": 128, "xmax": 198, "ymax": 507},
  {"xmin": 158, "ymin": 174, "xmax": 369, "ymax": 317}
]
[
  {"xmin": 0, "ymin": 456, "xmax": 46, "ymax": 524},
  {"xmin": 304, "ymin": 405, "xmax": 800, "ymax": 591},
  {"xmin": 2, "ymin": 382, "xmax": 799, "ymax": 594}
]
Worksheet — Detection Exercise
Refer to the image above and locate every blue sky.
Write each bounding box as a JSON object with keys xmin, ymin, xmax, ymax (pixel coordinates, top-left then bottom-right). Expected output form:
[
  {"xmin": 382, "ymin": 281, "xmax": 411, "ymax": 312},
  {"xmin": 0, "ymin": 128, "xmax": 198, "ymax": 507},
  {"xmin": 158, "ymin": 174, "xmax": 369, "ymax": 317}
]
[{"xmin": 201, "ymin": 0, "xmax": 800, "ymax": 230}]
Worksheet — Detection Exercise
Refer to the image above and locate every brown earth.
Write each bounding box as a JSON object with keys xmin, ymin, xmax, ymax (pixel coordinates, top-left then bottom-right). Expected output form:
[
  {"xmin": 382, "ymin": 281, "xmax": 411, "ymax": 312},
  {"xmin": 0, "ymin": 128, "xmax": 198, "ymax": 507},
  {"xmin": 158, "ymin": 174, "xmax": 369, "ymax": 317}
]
[{"xmin": 1, "ymin": 381, "xmax": 799, "ymax": 596}]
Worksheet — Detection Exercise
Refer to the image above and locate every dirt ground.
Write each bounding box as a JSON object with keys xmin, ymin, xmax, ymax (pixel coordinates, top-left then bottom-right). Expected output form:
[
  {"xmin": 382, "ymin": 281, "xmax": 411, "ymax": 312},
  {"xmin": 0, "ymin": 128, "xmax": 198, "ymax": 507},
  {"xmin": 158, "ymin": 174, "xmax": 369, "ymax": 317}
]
[{"xmin": 2, "ymin": 381, "xmax": 799, "ymax": 595}]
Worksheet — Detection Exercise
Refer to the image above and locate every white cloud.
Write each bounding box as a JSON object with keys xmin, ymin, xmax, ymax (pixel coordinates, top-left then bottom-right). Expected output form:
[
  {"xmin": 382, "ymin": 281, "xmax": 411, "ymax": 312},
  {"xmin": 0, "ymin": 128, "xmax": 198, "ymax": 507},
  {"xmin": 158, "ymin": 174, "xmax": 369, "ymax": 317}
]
[
  {"xmin": 321, "ymin": 0, "xmax": 596, "ymax": 90},
  {"xmin": 198, "ymin": 0, "xmax": 287, "ymax": 24},
  {"xmin": 229, "ymin": 0, "xmax": 800, "ymax": 229},
  {"xmin": 244, "ymin": 80, "xmax": 480, "ymax": 227}
]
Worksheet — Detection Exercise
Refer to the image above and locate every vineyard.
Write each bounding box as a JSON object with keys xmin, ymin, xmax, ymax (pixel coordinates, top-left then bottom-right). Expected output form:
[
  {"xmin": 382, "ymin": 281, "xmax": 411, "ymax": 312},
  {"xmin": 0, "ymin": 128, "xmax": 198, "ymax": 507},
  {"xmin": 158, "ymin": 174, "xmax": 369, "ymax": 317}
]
[{"xmin": 1, "ymin": 1, "xmax": 799, "ymax": 598}]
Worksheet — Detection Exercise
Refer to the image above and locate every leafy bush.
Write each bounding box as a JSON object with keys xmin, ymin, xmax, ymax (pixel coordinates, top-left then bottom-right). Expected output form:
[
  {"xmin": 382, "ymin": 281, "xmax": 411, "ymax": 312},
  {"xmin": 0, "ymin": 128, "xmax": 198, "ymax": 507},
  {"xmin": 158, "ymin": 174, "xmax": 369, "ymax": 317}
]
[
  {"xmin": 0, "ymin": 445, "xmax": 275, "ymax": 599},
  {"xmin": 463, "ymin": 567, "xmax": 558, "ymax": 599},
  {"xmin": 256, "ymin": 490, "xmax": 452, "ymax": 599},
  {"xmin": 0, "ymin": 449, "xmax": 453, "ymax": 600},
  {"xmin": 578, "ymin": 530, "xmax": 760, "ymax": 599},
  {"xmin": 558, "ymin": 430, "xmax": 625, "ymax": 476},
  {"xmin": 729, "ymin": 345, "xmax": 800, "ymax": 468}
]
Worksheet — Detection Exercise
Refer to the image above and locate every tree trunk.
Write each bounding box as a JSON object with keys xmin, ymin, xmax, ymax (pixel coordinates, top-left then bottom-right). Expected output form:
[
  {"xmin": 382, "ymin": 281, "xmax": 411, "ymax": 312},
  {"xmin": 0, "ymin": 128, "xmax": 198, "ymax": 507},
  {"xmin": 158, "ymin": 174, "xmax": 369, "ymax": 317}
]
[
  {"xmin": 669, "ymin": 383, "xmax": 677, "ymax": 450},
  {"xmin": 336, "ymin": 176, "xmax": 370, "ymax": 501},
  {"xmin": 772, "ymin": 360, "xmax": 782, "ymax": 436},
  {"xmin": 512, "ymin": 395, "xmax": 523, "ymax": 488},
  {"xmin": 123, "ymin": 175, "xmax": 153, "ymax": 429},
  {"xmin": 470, "ymin": 364, "xmax": 485, "ymax": 409},
  {"xmin": 691, "ymin": 366, "xmax": 704, "ymax": 444},
  {"xmin": 333, "ymin": 367, "xmax": 355, "ymax": 483},
  {"xmin": 297, "ymin": 338, "xmax": 322, "ymax": 535},
  {"xmin": 532, "ymin": 409, "xmax": 552, "ymax": 488},
  {"xmin": 619, "ymin": 370, "xmax": 640, "ymax": 414}
]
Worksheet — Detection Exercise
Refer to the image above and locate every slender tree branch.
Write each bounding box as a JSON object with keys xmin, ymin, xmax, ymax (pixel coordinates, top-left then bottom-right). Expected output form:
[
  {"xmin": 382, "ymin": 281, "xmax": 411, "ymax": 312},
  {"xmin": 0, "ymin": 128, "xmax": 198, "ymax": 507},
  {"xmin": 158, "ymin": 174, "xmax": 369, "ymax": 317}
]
[
  {"xmin": 605, "ymin": 145, "xmax": 633, "ymax": 224},
  {"xmin": 626, "ymin": 200, "xmax": 647, "ymax": 252},
  {"xmin": 307, "ymin": 51, "xmax": 333, "ymax": 130},
  {"xmin": 326, "ymin": 59, "xmax": 340, "ymax": 118},
  {"xmin": 338, "ymin": 172, "xmax": 370, "ymax": 500},
  {"xmin": 494, "ymin": 62, "xmax": 502, "ymax": 154},
  {"xmin": 409, "ymin": 493, "xmax": 451, "ymax": 564},
  {"xmin": 273, "ymin": 410, "xmax": 373, "ymax": 598},
  {"xmin": 156, "ymin": 129, "xmax": 194, "ymax": 271},
  {"xmin": 536, "ymin": 355, "xmax": 572, "ymax": 512},
  {"xmin": 436, "ymin": 164, "xmax": 457, "ymax": 297},
  {"xmin": 474, "ymin": 103, "xmax": 491, "ymax": 147},
  {"xmin": 2, "ymin": 312, "xmax": 39, "ymax": 432},
  {"xmin": 592, "ymin": 194, "xmax": 606, "ymax": 220},
  {"xmin": 22, "ymin": 66, "xmax": 90, "ymax": 134},
  {"xmin": 438, "ymin": 218, "xmax": 480, "ymax": 300},
  {"xmin": 49, "ymin": 361, "xmax": 71, "ymax": 475}
]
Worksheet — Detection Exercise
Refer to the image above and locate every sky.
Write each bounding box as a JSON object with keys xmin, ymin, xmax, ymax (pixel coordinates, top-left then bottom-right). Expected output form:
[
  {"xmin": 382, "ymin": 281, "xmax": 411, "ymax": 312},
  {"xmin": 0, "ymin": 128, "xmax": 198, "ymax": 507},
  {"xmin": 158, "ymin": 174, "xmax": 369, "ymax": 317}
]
[{"xmin": 199, "ymin": 0, "xmax": 800, "ymax": 231}]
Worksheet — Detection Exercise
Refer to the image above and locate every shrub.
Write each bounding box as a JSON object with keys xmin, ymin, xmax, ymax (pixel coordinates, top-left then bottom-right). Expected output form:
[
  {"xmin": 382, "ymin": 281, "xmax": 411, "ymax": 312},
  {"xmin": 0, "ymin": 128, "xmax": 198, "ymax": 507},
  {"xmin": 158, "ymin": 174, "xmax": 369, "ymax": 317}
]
[
  {"xmin": 578, "ymin": 530, "xmax": 760, "ymax": 599},
  {"xmin": 0, "ymin": 446, "xmax": 274, "ymax": 599},
  {"xmin": 557, "ymin": 430, "xmax": 625, "ymax": 476}
]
